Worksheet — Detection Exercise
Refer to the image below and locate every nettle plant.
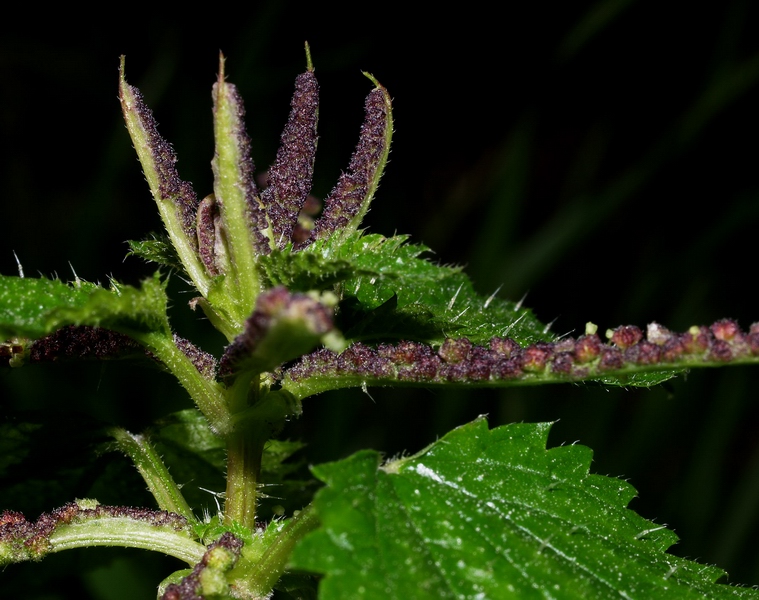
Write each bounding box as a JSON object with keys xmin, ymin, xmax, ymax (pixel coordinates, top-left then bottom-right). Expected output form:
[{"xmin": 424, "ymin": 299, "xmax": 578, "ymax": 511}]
[{"xmin": 2, "ymin": 46, "xmax": 759, "ymax": 599}]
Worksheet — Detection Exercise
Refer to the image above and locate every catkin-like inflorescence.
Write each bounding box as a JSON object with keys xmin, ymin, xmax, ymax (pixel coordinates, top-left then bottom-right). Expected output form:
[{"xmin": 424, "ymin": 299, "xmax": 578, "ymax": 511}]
[
  {"xmin": 29, "ymin": 326, "xmax": 143, "ymax": 362},
  {"xmin": 0, "ymin": 503, "xmax": 191, "ymax": 564},
  {"xmin": 304, "ymin": 85, "xmax": 391, "ymax": 248},
  {"xmin": 283, "ymin": 320, "xmax": 759, "ymax": 387},
  {"xmin": 211, "ymin": 80, "xmax": 270, "ymax": 256},
  {"xmin": 219, "ymin": 286, "xmax": 333, "ymax": 377},
  {"xmin": 119, "ymin": 81, "xmax": 199, "ymax": 251},
  {"xmin": 195, "ymin": 194, "xmax": 220, "ymax": 276},
  {"xmin": 173, "ymin": 334, "xmax": 218, "ymax": 380},
  {"xmin": 262, "ymin": 70, "xmax": 320, "ymax": 248}
]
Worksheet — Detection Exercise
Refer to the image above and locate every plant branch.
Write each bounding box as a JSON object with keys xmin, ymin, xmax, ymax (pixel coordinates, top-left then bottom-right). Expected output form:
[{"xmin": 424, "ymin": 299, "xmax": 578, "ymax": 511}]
[
  {"xmin": 281, "ymin": 321, "xmax": 759, "ymax": 399},
  {"xmin": 135, "ymin": 331, "xmax": 231, "ymax": 435},
  {"xmin": 109, "ymin": 428, "xmax": 197, "ymax": 523},
  {"xmin": 1, "ymin": 502, "xmax": 205, "ymax": 567},
  {"xmin": 231, "ymin": 504, "xmax": 320, "ymax": 598},
  {"xmin": 48, "ymin": 516, "xmax": 205, "ymax": 566}
]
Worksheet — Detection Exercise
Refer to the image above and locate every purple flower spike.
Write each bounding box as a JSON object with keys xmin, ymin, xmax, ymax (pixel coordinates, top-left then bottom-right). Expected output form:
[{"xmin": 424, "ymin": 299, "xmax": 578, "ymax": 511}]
[
  {"xmin": 261, "ymin": 70, "xmax": 320, "ymax": 248},
  {"xmin": 304, "ymin": 78, "xmax": 393, "ymax": 248}
]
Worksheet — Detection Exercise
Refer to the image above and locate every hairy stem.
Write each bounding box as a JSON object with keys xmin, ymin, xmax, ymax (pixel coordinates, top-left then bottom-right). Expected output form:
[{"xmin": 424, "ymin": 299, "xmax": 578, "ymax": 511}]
[
  {"xmin": 232, "ymin": 504, "xmax": 320, "ymax": 597},
  {"xmin": 224, "ymin": 430, "xmax": 266, "ymax": 530},
  {"xmin": 223, "ymin": 385, "xmax": 300, "ymax": 530},
  {"xmin": 223, "ymin": 373, "xmax": 264, "ymax": 530},
  {"xmin": 135, "ymin": 331, "xmax": 231, "ymax": 435},
  {"xmin": 48, "ymin": 517, "xmax": 206, "ymax": 566},
  {"xmin": 109, "ymin": 428, "xmax": 196, "ymax": 523}
]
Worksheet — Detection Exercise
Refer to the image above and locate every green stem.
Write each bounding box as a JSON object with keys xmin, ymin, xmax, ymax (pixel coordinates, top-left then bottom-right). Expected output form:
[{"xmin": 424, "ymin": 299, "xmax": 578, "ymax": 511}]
[
  {"xmin": 224, "ymin": 429, "xmax": 266, "ymax": 530},
  {"xmin": 223, "ymin": 385, "xmax": 300, "ymax": 530},
  {"xmin": 135, "ymin": 331, "xmax": 231, "ymax": 435},
  {"xmin": 223, "ymin": 373, "xmax": 263, "ymax": 530},
  {"xmin": 232, "ymin": 504, "xmax": 320, "ymax": 597},
  {"xmin": 118, "ymin": 58, "xmax": 211, "ymax": 299},
  {"xmin": 48, "ymin": 516, "xmax": 206, "ymax": 566},
  {"xmin": 109, "ymin": 428, "xmax": 196, "ymax": 523},
  {"xmin": 212, "ymin": 56, "xmax": 262, "ymax": 322}
]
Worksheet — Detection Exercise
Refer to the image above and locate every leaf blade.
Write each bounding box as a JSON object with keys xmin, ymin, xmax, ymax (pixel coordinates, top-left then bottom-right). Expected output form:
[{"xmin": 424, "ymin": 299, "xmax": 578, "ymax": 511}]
[
  {"xmin": 290, "ymin": 418, "xmax": 757, "ymax": 599},
  {"xmin": 0, "ymin": 273, "xmax": 168, "ymax": 341}
]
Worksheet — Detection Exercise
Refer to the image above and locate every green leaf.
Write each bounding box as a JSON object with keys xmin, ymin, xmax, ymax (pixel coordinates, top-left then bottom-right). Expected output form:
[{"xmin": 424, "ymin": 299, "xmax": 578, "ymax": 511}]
[
  {"xmin": 127, "ymin": 236, "xmax": 185, "ymax": 272},
  {"xmin": 290, "ymin": 418, "xmax": 757, "ymax": 599},
  {"xmin": 0, "ymin": 275, "xmax": 94, "ymax": 340},
  {"xmin": 0, "ymin": 273, "xmax": 169, "ymax": 341},
  {"xmin": 261, "ymin": 233, "xmax": 551, "ymax": 347}
]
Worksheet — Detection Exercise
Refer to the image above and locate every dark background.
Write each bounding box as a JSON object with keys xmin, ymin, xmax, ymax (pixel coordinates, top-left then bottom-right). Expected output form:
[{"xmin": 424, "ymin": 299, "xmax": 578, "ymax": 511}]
[{"xmin": 2, "ymin": 2, "xmax": 759, "ymax": 596}]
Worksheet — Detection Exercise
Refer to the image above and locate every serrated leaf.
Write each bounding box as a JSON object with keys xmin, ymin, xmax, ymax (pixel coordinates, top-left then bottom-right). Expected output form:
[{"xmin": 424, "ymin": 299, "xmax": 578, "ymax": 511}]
[
  {"xmin": 261, "ymin": 233, "xmax": 550, "ymax": 347},
  {"xmin": 0, "ymin": 273, "xmax": 169, "ymax": 342},
  {"xmin": 0, "ymin": 275, "xmax": 95, "ymax": 340},
  {"xmin": 291, "ymin": 417, "xmax": 756, "ymax": 599},
  {"xmin": 127, "ymin": 236, "xmax": 185, "ymax": 272}
]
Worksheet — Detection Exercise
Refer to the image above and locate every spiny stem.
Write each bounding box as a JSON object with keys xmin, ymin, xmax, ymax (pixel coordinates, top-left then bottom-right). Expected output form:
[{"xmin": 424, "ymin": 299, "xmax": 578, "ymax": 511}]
[
  {"xmin": 231, "ymin": 504, "xmax": 320, "ymax": 597},
  {"xmin": 47, "ymin": 516, "xmax": 205, "ymax": 566},
  {"xmin": 135, "ymin": 331, "xmax": 231, "ymax": 435},
  {"xmin": 109, "ymin": 428, "xmax": 196, "ymax": 523},
  {"xmin": 224, "ymin": 429, "xmax": 266, "ymax": 530}
]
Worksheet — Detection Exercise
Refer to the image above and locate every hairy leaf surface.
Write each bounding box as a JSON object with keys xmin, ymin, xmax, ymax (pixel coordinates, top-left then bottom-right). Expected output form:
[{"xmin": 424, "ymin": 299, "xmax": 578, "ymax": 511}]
[
  {"xmin": 0, "ymin": 273, "xmax": 169, "ymax": 341},
  {"xmin": 127, "ymin": 236, "xmax": 185, "ymax": 272},
  {"xmin": 261, "ymin": 233, "xmax": 550, "ymax": 346},
  {"xmin": 291, "ymin": 417, "xmax": 756, "ymax": 599}
]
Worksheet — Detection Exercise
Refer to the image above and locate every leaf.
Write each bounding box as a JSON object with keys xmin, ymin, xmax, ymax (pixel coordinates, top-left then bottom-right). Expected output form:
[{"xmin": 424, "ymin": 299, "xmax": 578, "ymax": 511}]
[
  {"xmin": 261, "ymin": 232, "xmax": 550, "ymax": 347},
  {"xmin": 127, "ymin": 236, "xmax": 185, "ymax": 272},
  {"xmin": 0, "ymin": 273, "xmax": 169, "ymax": 342},
  {"xmin": 0, "ymin": 275, "xmax": 94, "ymax": 340},
  {"xmin": 290, "ymin": 418, "xmax": 757, "ymax": 599}
]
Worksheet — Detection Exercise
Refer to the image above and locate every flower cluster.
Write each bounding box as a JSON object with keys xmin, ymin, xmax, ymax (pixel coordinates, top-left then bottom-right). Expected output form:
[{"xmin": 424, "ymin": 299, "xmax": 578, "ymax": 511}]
[
  {"xmin": 284, "ymin": 319, "xmax": 759, "ymax": 390},
  {"xmin": 0, "ymin": 501, "xmax": 192, "ymax": 564},
  {"xmin": 161, "ymin": 532, "xmax": 243, "ymax": 600}
]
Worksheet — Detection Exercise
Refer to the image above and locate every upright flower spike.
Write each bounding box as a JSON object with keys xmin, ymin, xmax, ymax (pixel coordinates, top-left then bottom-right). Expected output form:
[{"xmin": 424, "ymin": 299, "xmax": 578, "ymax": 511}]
[
  {"xmin": 261, "ymin": 46, "xmax": 320, "ymax": 249},
  {"xmin": 119, "ymin": 58, "xmax": 210, "ymax": 298},
  {"xmin": 211, "ymin": 55, "xmax": 268, "ymax": 320},
  {"xmin": 304, "ymin": 74, "xmax": 393, "ymax": 248}
]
